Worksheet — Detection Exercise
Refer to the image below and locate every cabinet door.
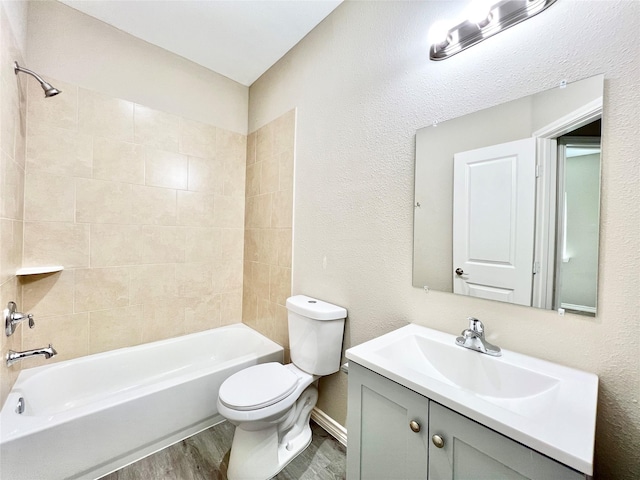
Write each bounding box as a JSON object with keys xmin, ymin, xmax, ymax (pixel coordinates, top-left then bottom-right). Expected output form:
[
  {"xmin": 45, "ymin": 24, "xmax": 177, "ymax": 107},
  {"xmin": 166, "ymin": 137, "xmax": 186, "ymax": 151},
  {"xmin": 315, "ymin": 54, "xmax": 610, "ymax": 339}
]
[
  {"xmin": 347, "ymin": 362, "xmax": 429, "ymax": 480},
  {"xmin": 428, "ymin": 402, "xmax": 584, "ymax": 480}
]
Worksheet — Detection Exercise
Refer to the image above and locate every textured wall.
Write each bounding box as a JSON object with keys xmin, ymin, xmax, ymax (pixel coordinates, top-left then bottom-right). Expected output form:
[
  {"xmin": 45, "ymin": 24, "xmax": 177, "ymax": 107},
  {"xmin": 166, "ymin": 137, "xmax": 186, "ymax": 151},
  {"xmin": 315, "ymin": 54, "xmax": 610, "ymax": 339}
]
[
  {"xmin": 248, "ymin": 1, "xmax": 640, "ymax": 477},
  {"xmin": 26, "ymin": 0, "xmax": 248, "ymax": 134}
]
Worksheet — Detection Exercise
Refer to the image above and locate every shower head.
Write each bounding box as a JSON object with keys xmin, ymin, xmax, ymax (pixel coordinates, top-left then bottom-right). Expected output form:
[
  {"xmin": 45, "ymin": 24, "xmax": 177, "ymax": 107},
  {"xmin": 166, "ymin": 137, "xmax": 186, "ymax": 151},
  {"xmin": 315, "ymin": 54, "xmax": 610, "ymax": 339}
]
[{"xmin": 14, "ymin": 62, "xmax": 61, "ymax": 97}]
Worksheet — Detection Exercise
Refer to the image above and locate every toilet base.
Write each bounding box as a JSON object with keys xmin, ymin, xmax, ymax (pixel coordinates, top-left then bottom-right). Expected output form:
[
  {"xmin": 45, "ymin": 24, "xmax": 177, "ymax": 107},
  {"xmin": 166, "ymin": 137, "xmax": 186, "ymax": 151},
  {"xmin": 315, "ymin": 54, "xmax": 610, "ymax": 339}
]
[{"xmin": 226, "ymin": 385, "xmax": 318, "ymax": 480}]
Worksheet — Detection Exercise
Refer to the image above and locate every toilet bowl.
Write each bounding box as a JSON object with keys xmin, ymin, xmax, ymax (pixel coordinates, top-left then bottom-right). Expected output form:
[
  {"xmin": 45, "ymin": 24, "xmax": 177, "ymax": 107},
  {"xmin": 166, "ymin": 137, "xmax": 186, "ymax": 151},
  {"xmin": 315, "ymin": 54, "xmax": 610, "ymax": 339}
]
[{"xmin": 217, "ymin": 295, "xmax": 347, "ymax": 480}]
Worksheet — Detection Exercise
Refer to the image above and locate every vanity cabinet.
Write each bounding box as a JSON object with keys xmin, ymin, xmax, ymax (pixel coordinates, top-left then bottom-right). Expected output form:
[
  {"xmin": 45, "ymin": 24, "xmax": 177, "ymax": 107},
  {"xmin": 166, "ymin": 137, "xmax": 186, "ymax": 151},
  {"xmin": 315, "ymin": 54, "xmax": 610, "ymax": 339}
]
[{"xmin": 347, "ymin": 362, "xmax": 585, "ymax": 480}]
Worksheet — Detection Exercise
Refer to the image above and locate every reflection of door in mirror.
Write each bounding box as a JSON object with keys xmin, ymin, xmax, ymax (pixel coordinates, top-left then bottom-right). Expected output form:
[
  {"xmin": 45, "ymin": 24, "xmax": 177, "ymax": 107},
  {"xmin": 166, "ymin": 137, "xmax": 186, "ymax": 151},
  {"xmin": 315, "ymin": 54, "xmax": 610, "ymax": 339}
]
[
  {"xmin": 412, "ymin": 73, "xmax": 604, "ymax": 314},
  {"xmin": 452, "ymin": 138, "xmax": 536, "ymax": 306},
  {"xmin": 554, "ymin": 136, "xmax": 600, "ymax": 315}
]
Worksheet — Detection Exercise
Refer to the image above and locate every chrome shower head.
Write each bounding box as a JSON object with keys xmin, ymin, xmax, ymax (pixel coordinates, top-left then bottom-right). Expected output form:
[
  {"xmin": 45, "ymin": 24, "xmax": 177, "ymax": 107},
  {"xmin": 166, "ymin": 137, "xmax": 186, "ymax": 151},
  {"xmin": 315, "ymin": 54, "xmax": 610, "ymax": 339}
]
[{"xmin": 14, "ymin": 62, "xmax": 61, "ymax": 98}]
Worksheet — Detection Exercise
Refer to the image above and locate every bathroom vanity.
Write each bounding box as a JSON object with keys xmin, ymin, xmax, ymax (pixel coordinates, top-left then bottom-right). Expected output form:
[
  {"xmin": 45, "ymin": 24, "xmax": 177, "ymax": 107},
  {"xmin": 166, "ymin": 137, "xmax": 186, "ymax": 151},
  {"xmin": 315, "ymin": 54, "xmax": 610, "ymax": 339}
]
[{"xmin": 345, "ymin": 324, "xmax": 597, "ymax": 479}]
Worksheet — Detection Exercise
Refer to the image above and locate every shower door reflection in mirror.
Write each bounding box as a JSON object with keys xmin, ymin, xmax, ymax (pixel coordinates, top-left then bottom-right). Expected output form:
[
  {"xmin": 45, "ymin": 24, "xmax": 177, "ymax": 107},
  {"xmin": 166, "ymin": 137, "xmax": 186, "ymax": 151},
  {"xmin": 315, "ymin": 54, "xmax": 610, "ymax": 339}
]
[{"xmin": 413, "ymin": 74, "xmax": 603, "ymax": 315}]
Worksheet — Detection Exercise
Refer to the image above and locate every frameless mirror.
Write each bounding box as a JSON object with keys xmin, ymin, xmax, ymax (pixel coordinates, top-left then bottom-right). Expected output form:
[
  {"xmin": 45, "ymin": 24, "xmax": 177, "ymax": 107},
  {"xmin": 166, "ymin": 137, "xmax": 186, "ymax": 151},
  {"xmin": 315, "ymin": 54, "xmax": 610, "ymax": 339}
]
[{"xmin": 413, "ymin": 74, "xmax": 603, "ymax": 315}]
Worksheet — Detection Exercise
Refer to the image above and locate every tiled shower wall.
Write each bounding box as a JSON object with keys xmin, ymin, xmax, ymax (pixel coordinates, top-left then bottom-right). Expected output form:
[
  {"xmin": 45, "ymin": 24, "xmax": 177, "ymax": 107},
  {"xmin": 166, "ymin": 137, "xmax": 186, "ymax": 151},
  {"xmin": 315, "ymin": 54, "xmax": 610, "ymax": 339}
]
[
  {"xmin": 0, "ymin": 4, "xmax": 27, "ymax": 401},
  {"xmin": 17, "ymin": 75, "xmax": 246, "ymax": 369},
  {"xmin": 242, "ymin": 110, "xmax": 295, "ymax": 354}
]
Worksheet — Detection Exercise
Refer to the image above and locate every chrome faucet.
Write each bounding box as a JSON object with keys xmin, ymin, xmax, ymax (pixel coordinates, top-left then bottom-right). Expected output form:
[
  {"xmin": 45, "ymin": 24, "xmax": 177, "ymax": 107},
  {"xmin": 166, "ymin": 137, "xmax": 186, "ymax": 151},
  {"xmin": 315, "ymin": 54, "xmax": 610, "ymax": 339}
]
[
  {"xmin": 455, "ymin": 317, "xmax": 502, "ymax": 357},
  {"xmin": 4, "ymin": 301, "xmax": 35, "ymax": 336},
  {"xmin": 6, "ymin": 344, "xmax": 57, "ymax": 367}
]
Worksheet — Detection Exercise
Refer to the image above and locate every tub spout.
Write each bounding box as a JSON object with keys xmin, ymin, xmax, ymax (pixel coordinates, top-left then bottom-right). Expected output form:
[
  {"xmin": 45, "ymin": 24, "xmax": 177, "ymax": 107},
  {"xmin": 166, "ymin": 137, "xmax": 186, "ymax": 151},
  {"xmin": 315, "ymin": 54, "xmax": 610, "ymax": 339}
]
[{"xmin": 6, "ymin": 344, "xmax": 57, "ymax": 367}]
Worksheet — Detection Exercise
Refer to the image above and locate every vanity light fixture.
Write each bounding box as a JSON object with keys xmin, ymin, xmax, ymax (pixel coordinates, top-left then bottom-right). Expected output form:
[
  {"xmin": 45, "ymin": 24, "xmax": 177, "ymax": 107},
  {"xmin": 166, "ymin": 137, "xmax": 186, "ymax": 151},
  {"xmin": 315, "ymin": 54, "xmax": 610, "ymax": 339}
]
[{"xmin": 429, "ymin": 0, "xmax": 557, "ymax": 61}]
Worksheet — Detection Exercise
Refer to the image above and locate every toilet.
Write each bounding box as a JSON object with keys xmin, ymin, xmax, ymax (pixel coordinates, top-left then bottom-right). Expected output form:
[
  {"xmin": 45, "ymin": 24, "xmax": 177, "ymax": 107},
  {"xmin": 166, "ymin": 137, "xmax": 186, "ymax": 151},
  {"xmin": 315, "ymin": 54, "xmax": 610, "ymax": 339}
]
[{"xmin": 217, "ymin": 295, "xmax": 347, "ymax": 480}]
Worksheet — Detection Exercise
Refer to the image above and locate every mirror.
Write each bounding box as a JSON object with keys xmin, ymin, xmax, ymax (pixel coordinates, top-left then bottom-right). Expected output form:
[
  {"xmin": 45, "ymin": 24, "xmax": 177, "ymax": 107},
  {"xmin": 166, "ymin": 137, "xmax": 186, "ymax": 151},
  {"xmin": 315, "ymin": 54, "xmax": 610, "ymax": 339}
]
[{"xmin": 413, "ymin": 74, "xmax": 603, "ymax": 315}]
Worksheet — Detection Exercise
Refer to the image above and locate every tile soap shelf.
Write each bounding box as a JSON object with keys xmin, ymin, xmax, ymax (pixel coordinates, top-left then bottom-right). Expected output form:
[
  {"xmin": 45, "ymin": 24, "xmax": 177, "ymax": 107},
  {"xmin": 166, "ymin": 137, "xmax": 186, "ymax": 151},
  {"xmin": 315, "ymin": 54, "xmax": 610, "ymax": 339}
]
[{"xmin": 16, "ymin": 266, "xmax": 64, "ymax": 276}]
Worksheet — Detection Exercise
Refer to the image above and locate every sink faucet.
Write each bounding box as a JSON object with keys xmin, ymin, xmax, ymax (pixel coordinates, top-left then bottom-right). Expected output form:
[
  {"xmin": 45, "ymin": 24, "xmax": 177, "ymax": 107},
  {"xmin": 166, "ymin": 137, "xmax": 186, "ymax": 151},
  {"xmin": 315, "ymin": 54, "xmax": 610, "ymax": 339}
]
[
  {"xmin": 6, "ymin": 344, "xmax": 57, "ymax": 367},
  {"xmin": 455, "ymin": 318, "xmax": 501, "ymax": 357}
]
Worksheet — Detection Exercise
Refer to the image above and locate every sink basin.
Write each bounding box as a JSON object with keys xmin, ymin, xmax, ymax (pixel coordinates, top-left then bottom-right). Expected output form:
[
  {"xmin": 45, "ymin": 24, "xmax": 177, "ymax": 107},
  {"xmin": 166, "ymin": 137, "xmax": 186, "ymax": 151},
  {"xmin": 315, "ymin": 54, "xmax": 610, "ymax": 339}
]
[
  {"xmin": 377, "ymin": 334, "xmax": 559, "ymax": 400},
  {"xmin": 346, "ymin": 324, "xmax": 598, "ymax": 475}
]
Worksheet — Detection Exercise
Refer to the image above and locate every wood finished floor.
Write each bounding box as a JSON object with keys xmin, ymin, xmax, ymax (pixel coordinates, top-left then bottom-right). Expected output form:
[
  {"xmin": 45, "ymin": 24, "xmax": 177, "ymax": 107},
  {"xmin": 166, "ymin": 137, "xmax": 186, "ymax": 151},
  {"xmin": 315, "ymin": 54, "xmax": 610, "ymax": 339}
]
[{"xmin": 100, "ymin": 421, "xmax": 346, "ymax": 480}]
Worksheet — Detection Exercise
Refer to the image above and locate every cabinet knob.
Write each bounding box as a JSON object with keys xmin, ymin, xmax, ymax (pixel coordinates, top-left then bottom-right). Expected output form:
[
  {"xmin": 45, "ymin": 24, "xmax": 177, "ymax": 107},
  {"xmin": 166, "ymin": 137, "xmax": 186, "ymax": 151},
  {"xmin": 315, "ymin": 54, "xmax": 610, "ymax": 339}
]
[
  {"xmin": 409, "ymin": 420, "xmax": 421, "ymax": 433},
  {"xmin": 432, "ymin": 434, "xmax": 445, "ymax": 448}
]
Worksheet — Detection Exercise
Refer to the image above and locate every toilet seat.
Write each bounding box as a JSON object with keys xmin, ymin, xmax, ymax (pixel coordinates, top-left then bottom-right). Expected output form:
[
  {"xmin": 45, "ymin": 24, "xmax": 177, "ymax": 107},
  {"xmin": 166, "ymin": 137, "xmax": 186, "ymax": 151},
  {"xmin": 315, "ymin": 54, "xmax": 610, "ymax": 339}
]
[{"xmin": 219, "ymin": 363, "xmax": 300, "ymax": 411}]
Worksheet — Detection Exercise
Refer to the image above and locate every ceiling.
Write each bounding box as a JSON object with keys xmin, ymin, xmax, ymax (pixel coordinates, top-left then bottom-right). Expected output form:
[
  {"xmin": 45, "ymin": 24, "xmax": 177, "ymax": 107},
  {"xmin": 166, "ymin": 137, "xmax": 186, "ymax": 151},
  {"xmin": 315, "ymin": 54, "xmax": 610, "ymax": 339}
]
[{"xmin": 58, "ymin": 0, "xmax": 343, "ymax": 87}]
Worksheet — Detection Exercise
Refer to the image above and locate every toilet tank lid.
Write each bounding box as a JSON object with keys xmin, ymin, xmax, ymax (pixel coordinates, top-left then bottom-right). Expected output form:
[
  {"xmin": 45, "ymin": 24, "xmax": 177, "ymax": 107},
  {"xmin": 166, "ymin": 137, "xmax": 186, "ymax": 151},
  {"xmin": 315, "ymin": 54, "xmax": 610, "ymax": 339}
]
[{"xmin": 286, "ymin": 295, "xmax": 347, "ymax": 321}]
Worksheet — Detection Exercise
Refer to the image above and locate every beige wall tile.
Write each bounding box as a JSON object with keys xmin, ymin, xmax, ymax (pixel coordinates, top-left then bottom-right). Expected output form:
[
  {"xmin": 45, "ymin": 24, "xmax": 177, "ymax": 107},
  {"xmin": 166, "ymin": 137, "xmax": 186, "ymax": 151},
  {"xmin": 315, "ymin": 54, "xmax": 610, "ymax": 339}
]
[
  {"xmin": 27, "ymin": 76, "xmax": 78, "ymax": 130},
  {"xmin": 278, "ymin": 149, "xmax": 294, "ymax": 192},
  {"xmin": 1, "ymin": 151, "xmax": 24, "ymax": 220},
  {"xmin": 256, "ymin": 298, "xmax": 275, "ymax": 337},
  {"xmin": 26, "ymin": 122, "xmax": 93, "ymax": 178},
  {"xmin": 89, "ymin": 305, "xmax": 143, "ymax": 354},
  {"xmin": 0, "ymin": 220, "xmax": 22, "ymax": 285},
  {"xmin": 269, "ymin": 265, "xmax": 291, "ymax": 306},
  {"xmin": 142, "ymin": 225, "xmax": 185, "ymax": 264},
  {"xmin": 21, "ymin": 312, "xmax": 89, "ymax": 366},
  {"xmin": 180, "ymin": 117, "xmax": 216, "ymax": 158},
  {"xmin": 23, "ymin": 221, "xmax": 88, "ymax": 269},
  {"xmin": 277, "ymin": 228, "xmax": 293, "ymax": 268},
  {"xmin": 1, "ymin": 283, "xmax": 22, "ymax": 400},
  {"xmin": 129, "ymin": 264, "xmax": 176, "ymax": 304},
  {"xmin": 213, "ymin": 257, "xmax": 243, "ymax": 293},
  {"xmin": 76, "ymin": 178, "xmax": 132, "ymax": 224},
  {"xmin": 78, "ymin": 89, "xmax": 134, "ymax": 142},
  {"xmin": 177, "ymin": 190, "xmax": 215, "ymax": 226},
  {"xmin": 222, "ymin": 228, "xmax": 244, "ymax": 263},
  {"xmin": 272, "ymin": 304, "xmax": 290, "ymax": 347},
  {"xmin": 246, "ymin": 162, "xmax": 261, "ymax": 198},
  {"xmin": 91, "ymin": 224, "xmax": 143, "ymax": 267},
  {"xmin": 185, "ymin": 294, "xmax": 222, "ymax": 332},
  {"xmin": 24, "ymin": 171, "xmax": 75, "ymax": 222},
  {"xmin": 245, "ymin": 194, "xmax": 272, "ymax": 229},
  {"xmin": 260, "ymin": 157, "xmax": 279, "ymax": 194},
  {"xmin": 223, "ymin": 157, "xmax": 246, "ymax": 197},
  {"xmin": 185, "ymin": 227, "xmax": 222, "ymax": 263},
  {"xmin": 21, "ymin": 270, "xmax": 75, "ymax": 318},
  {"xmin": 74, "ymin": 267, "xmax": 129, "ymax": 312},
  {"xmin": 220, "ymin": 290, "xmax": 243, "ymax": 325},
  {"xmin": 217, "ymin": 128, "xmax": 245, "ymax": 163},
  {"xmin": 250, "ymin": 261, "xmax": 270, "ymax": 301},
  {"xmin": 177, "ymin": 262, "xmax": 213, "ymax": 298},
  {"xmin": 214, "ymin": 195, "xmax": 244, "ymax": 228},
  {"xmin": 145, "ymin": 147, "xmax": 188, "ymax": 189},
  {"xmin": 242, "ymin": 287, "xmax": 258, "ymax": 328},
  {"xmin": 93, "ymin": 137, "xmax": 144, "ymax": 184},
  {"xmin": 271, "ymin": 190, "xmax": 293, "ymax": 228},
  {"xmin": 130, "ymin": 184, "xmax": 177, "ymax": 226},
  {"xmin": 134, "ymin": 104, "xmax": 180, "ymax": 152},
  {"xmin": 0, "ymin": 85, "xmax": 17, "ymax": 159},
  {"xmin": 188, "ymin": 155, "xmax": 224, "ymax": 194},
  {"xmin": 142, "ymin": 301, "xmax": 186, "ymax": 342}
]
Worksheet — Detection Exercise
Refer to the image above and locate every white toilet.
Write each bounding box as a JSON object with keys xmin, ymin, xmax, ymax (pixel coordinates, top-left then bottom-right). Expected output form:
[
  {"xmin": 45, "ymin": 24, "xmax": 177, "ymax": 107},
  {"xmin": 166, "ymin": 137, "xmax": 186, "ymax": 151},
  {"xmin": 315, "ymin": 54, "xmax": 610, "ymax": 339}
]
[{"xmin": 217, "ymin": 294, "xmax": 347, "ymax": 480}]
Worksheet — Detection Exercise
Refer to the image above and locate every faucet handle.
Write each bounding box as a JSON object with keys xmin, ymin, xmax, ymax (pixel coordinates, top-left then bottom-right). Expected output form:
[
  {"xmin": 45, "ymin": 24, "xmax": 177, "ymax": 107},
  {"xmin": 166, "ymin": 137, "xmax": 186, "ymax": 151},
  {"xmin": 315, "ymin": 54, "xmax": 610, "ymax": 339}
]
[
  {"xmin": 467, "ymin": 317, "xmax": 484, "ymax": 334},
  {"xmin": 28, "ymin": 314, "xmax": 35, "ymax": 328}
]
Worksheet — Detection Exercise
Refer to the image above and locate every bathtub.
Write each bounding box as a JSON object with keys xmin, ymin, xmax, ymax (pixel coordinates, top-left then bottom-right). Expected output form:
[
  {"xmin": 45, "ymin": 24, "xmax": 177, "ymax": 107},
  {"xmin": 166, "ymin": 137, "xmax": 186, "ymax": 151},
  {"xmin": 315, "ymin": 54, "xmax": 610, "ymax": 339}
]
[{"xmin": 0, "ymin": 323, "xmax": 283, "ymax": 480}]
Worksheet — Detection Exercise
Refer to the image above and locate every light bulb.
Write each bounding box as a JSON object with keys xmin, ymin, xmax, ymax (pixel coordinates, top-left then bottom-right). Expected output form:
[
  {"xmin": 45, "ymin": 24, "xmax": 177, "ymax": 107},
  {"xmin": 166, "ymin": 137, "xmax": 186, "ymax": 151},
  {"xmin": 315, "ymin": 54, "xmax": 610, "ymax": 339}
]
[
  {"xmin": 428, "ymin": 20, "xmax": 451, "ymax": 48},
  {"xmin": 465, "ymin": 0, "xmax": 494, "ymax": 26}
]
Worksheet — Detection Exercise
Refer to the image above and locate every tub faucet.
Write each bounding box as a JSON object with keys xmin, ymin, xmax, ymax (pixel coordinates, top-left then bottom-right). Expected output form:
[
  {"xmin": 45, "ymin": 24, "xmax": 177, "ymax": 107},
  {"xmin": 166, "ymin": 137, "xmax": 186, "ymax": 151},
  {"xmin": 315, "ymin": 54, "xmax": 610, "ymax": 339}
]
[
  {"xmin": 6, "ymin": 344, "xmax": 57, "ymax": 367},
  {"xmin": 455, "ymin": 317, "xmax": 501, "ymax": 357}
]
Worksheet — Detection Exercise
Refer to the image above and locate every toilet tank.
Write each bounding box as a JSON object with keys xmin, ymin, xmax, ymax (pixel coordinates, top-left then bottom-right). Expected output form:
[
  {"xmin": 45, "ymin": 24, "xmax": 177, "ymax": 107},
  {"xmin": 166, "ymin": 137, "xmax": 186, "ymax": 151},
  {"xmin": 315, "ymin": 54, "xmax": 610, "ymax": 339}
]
[{"xmin": 286, "ymin": 295, "xmax": 347, "ymax": 376}]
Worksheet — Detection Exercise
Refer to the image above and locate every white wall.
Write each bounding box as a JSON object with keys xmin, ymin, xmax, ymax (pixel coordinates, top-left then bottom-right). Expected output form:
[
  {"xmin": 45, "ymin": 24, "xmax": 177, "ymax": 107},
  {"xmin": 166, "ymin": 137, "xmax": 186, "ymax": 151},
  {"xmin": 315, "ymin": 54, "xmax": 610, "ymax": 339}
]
[
  {"xmin": 26, "ymin": 0, "xmax": 248, "ymax": 134},
  {"xmin": 249, "ymin": 1, "xmax": 640, "ymax": 478}
]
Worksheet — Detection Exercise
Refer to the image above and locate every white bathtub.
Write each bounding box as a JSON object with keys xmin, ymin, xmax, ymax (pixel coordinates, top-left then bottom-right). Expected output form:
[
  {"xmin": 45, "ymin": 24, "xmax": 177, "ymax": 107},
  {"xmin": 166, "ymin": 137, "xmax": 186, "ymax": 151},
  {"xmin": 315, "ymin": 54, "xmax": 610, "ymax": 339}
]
[{"xmin": 0, "ymin": 323, "xmax": 283, "ymax": 480}]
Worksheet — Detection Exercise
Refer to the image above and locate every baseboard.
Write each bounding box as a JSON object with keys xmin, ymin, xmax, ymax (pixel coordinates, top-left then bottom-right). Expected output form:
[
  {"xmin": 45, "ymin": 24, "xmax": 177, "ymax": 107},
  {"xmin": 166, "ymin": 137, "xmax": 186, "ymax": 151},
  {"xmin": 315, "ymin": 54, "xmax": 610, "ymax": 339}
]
[{"xmin": 311, "ymin": 407, "xmax": 347, "ymax": 447}]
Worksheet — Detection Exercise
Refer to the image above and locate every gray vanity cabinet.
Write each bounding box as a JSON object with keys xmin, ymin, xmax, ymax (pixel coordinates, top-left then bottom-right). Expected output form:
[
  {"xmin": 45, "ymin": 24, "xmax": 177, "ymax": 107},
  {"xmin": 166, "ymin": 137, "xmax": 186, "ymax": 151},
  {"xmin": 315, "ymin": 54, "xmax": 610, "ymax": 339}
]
[
  {"xmin": 347, "ymin": 361, "xmax": 429, "ymax": 479},
  {"xmin": 347, "ymin": 362, "xmax": 586, "ymax": 480},
  {"xmin": 428, "ymin": 402, "xmax": 584, "ymax": 480}
]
